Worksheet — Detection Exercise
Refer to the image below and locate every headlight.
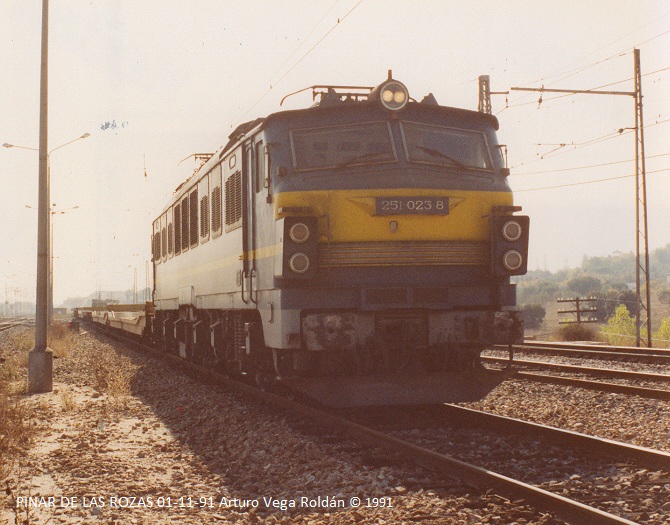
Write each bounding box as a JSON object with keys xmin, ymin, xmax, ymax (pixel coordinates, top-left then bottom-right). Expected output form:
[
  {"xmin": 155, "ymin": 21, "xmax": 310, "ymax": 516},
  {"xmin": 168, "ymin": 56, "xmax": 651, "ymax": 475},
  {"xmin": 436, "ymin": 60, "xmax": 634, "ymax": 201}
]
[
  {"xmin": 502, "ymin": 220, "xmax": 522, "ymax": 241},
  {"xmin": 289, "ymin": 222, "xmax": 310, "ymax": 243},
  {"xmin": 378, "ymin": 80, "xmax": 409, "ymax": 111},
  {"xmin": 289, "ymin": 253, "xmax": 310, "ymax": 274},
  {"xmin": 502, "ymin": 250, "xmax": 523, "ymax": 271}
]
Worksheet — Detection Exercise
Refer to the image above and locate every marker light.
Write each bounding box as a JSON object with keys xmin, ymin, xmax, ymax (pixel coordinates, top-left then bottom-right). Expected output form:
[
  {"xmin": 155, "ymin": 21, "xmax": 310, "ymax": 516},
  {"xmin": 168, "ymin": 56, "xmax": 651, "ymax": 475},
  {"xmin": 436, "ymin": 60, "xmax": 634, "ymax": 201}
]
[
  {"xmin": 289, "ymin": 222, "xmax": 310, "ymax": 243},
  {"xmin": 289, "ymin": 253, "xmax": 310, "ymax": 274},
  {"xmin": 502, "ymin": 250, "xmax": 523, "ymax": 271},
  {"xmin": 502, "ymin": 220, "xmax": 522, "ymax": 241}
]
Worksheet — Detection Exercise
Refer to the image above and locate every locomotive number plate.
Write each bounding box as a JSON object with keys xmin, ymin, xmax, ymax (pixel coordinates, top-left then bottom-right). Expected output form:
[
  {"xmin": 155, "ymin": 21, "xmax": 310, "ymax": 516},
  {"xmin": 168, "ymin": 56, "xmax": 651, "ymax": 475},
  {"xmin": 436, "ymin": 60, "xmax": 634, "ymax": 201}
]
[{"xmin": 375, "ymin": 197, "xmax": 449, "ymax": 215}]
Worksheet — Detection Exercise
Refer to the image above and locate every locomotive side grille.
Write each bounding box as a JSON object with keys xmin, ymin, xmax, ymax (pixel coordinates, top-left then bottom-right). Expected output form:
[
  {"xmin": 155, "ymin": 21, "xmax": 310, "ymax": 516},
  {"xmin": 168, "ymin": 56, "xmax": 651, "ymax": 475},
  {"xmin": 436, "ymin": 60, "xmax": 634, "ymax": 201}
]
[
  {"xmin": 189, "ymin": 189, "xmax": 198, "ymax": 248},
  {"xmin": 225, "ymin": 171, "xmax": 242, "ymax": 231},
  {"xmin": 319, "ymin": 241, "xmax": 488, "ymax": 267},
  {"xmin": 211, "ymin": 186, "xmax": 222, "ymax": 233}
]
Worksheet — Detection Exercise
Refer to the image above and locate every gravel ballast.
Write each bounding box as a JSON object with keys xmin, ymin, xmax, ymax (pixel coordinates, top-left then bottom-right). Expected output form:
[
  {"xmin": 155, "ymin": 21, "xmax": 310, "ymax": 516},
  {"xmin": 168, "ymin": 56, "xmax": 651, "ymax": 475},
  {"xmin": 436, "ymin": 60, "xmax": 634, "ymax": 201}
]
[{"xmin": 4, "ymin": 325, "xmax": 665, "ymax": 524}]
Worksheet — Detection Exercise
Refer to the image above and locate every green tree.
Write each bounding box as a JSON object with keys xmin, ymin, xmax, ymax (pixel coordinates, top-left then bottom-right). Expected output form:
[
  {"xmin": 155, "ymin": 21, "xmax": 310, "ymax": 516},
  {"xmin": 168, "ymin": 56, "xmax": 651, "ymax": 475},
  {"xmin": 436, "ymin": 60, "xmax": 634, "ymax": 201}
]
[
  {"xmin": 522, "ymin": 304, "xmax": 546, "ymax": 330},
  {"xmin": 567, "ymin": 275, "xmax": 601, "ymax": 296},
  {"xmin": 596, "ymin": 288, "xmax": 637, "ymax": 321},
  {"xmin": 654, "ymin": 318, "xmax": 670, "ymax": 348},
  {"xmin": 602, "ymin": 305, "xmax": 638, "ymax": 346}
]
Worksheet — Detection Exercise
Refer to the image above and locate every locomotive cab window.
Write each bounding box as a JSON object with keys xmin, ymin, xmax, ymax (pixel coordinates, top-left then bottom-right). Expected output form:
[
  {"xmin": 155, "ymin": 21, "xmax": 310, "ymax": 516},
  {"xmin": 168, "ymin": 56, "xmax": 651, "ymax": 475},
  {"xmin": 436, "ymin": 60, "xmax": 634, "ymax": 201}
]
[
  {"xmin": 291, "ymin": 121, "xmax": 396, "ymax": 171},
  {"xmin": 401, "ymin": 121, "xmax": 493, "ymax": 170}
]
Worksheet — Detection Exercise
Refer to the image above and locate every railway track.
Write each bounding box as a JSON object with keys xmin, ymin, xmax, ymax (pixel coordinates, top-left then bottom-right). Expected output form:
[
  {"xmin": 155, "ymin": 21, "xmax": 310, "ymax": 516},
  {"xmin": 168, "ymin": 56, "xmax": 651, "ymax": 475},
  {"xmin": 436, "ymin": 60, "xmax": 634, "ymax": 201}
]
[
  {"xmin": 494, "ymin": 341, "xmax": 670, "ymax": 365},
  {"xmin": 0, "ymin": 317, "xmax": 33, "ymax": 333},
  {"xmin": 482, "ymin": 346, "xmax": 670, "ymax": 400},
  {"xmin": 85, "ymin": 321, "xmax": 668, "ymax": 525}
]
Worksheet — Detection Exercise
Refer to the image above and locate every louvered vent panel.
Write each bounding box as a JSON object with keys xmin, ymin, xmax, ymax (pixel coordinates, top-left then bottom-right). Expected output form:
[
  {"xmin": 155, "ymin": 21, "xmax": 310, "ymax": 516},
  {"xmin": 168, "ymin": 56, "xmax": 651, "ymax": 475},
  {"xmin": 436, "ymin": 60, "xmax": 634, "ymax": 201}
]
[
  {"xmin": 225, "ymin": 171, "xmax": 242, "ymax": 231},
  {"xmin": 167, "ymin": 223, "xmax": 174, "ymax": 255},
  {"xmin": 189, "ymin": 190, "xmax": 198, "ymax": 247},
  {"xmin": 211, "ymin": 186, "xmax": 222, "ymax": 234},
  {"xmin": 200, "ymin": 195, "xmax": 209, "ymax": 238},
  {"xmin": 319, "ymin": 241, "xmax": 488, "ymax": 267}
]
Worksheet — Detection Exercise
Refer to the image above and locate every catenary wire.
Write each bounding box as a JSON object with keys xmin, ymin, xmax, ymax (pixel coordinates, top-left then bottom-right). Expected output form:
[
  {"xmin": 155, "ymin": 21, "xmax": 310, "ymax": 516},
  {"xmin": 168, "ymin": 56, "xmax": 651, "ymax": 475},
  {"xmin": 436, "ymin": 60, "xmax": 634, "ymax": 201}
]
[
  {"xmin": 514, "ymin": 168, "xmax": 669, "ymax": 193},
  {"xmin": 230, "ymin": 0, "xmax": 365, "ymax": 129},
  {"xmin": 511, "ymin": 152, "xmax": 670, "ymax": 176}
]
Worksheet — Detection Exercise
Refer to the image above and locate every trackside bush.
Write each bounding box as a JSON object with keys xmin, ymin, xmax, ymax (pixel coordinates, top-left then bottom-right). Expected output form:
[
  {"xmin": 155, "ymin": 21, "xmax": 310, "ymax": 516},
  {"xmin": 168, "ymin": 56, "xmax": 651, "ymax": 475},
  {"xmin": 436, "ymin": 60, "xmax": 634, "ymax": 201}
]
[{"xmin": 556, "ymin": 323, "xmax": 597, "ymax": 341}]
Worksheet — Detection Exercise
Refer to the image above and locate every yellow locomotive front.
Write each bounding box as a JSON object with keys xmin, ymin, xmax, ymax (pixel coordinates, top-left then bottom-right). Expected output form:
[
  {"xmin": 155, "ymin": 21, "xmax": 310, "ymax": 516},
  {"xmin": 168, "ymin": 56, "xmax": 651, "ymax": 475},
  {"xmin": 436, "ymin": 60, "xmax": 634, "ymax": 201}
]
[{"xmin": 255, "ymin": 77, "xmax": 529, "ymax": 404}]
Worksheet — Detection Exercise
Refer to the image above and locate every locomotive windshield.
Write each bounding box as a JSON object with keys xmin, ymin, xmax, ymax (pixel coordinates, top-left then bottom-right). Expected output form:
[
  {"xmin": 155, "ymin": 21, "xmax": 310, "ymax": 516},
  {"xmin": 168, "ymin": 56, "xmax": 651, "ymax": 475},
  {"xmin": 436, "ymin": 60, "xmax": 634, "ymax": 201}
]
[
  {"xmin": 291, "ymin": 121, "xmax": 396, "ymax": 171},
  {"xmin": 401, "ymin": 122, "xmax": 493, "ymax": 170},
  {"xmin": 291, "ymin": 119, "xmax": 494, "ymax": 172}
]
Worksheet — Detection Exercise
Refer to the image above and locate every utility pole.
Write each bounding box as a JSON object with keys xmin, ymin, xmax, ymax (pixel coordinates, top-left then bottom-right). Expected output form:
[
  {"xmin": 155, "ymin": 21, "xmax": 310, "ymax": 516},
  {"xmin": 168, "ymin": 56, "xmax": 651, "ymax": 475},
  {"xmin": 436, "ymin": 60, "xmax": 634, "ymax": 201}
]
[
  {"xmin": 633, "ymin": 48, "xmax": 651, "ymax": 348},
  {"xmin": 558, "ymin": 297, "xmax": 598, "ymax": 325},
  {"xmin": 510, "ymin": 49, "xmax": 651, "ymax": 347},
  {"xmin": 29, "ymin": 0, "xmax": 52, "ymax": 392}
]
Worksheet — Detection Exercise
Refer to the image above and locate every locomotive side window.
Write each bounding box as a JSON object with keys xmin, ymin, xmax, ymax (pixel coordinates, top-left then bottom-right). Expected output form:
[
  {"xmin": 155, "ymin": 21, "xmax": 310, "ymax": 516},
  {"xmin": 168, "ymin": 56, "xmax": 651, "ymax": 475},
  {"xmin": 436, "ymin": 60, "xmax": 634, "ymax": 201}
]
[
  {"xmin": 291, "ymin": 122, "xmax": 396, "ymax": 171},
  {"xmin": 189, "ymin": 188, "xmax": 198, "ymax": 249},
  {"xmin": 211, "ymin": 164, "xmax": 222, "ymax": 238},
  {"xmin": 401, "ymin": 121, "xmax": 493, "ymax": 170},
  {"xmin": 174, "ymin": 202, "xmax": 182, "ymax": 255},
  {"xmin": 181, "ymin": 196, "xmax": 189, "ymax": 252},
  {"xmin": 225, "ymin": 170, "xmax": 242, "ymax": 232}
]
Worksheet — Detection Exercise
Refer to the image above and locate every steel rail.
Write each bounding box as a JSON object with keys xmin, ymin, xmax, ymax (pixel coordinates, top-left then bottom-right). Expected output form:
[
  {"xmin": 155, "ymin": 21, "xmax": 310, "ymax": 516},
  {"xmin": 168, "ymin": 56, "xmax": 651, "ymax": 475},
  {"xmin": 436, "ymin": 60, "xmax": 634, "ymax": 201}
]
[
  {"xmin": 87, "ymin": 322, "xmax": 642, "ymax": 525},
  {"xmin": 510, "ymin": 341, "xmax": 670, "ymax": 357},
  {"xmin": 482, "ymin": 356, "xmax": 670, "ymax": 382},
  {"xmin": 441, "ymin": 404, "xmax": 670, "ymax": 470},
  {"xmin": 515, "ymin": 370, "xmax": 670, "ymax": 400},
  {"xmin": 492, "ymin": 343, "xmax": 670, "ymax": 364}
]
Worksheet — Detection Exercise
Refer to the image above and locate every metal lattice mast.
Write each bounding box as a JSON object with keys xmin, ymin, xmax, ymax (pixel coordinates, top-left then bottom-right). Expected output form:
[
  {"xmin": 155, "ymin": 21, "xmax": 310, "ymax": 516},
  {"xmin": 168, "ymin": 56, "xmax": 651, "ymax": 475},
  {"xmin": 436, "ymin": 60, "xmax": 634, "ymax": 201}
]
[
  {"xmin": 633, "ymin": 48, "xmax": 652, "ymax": 347},
  {"xmin": 510, "ymin": 49, "xmax": 652, "ymax": 347},
  {"xmin": 478, "ymin": 75, "xmax": 492, "ymax": 114}
]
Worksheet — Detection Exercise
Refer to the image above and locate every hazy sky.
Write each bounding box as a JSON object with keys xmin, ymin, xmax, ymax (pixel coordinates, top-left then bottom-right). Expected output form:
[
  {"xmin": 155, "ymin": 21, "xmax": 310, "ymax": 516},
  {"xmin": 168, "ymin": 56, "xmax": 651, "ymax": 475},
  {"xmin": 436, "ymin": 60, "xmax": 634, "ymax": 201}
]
[{"xmin": 1, "ymin": 0, "xmax": 669, "ymax": 306}]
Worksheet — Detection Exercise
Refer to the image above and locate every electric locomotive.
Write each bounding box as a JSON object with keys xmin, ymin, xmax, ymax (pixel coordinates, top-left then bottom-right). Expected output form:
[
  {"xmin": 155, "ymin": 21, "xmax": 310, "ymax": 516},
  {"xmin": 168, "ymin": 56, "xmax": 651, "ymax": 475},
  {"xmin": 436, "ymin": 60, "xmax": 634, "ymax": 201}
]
[{"xmin": 150, "ymin": 73, "xmax": 529, "ymax": 406}]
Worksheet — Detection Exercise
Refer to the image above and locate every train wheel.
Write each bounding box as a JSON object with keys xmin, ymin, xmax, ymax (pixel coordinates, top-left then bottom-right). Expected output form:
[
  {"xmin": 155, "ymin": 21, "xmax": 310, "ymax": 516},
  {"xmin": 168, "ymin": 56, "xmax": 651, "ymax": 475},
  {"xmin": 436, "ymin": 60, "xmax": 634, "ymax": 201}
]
[{"xmin": 254, "ymin": 361, "xmax": 275, "ymax": 392}]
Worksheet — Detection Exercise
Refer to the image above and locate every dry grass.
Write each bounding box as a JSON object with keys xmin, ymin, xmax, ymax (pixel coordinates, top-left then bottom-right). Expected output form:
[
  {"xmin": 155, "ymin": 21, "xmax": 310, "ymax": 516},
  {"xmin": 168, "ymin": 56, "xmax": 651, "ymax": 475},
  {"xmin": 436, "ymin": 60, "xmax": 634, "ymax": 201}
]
[
  {"xmin": 6, "ymin": 322, "xmax": 75, "ymax": 359},
  {"xmin": 48, "ymin": 322, "xmax": 74, "ymax": 358},
  {"xmin": 58, "ymin": 388, "xmax": 77, "ymax": 412},
  {"xmin": 0, "ymin": 379, "xmax": 35, "ymax": 481},
  {"xmin": 92, "ymin": 351, "xmax": 133, "ymax": 410}
]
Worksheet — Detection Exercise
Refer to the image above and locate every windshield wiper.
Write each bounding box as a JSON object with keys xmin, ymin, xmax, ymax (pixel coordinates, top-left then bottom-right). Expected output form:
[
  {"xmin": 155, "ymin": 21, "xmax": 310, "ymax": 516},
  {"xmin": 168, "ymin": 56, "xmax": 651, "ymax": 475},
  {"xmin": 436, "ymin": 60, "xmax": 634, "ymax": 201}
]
[
  {"xmin": 414, "ymin": 146, "xmax": 471, "ymax": 170},
  {"xmin": 334, "ymin": 151, "xmax": 390, "ymax": 170}
]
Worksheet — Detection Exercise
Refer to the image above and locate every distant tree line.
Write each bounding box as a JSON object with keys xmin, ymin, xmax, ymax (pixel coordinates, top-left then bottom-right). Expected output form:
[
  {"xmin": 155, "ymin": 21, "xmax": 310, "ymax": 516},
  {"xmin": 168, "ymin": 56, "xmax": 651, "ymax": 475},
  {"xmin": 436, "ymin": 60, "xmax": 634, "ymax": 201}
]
[{"xmin": 517, "ymin": 243, "xmax": 670, "ymax": 328}]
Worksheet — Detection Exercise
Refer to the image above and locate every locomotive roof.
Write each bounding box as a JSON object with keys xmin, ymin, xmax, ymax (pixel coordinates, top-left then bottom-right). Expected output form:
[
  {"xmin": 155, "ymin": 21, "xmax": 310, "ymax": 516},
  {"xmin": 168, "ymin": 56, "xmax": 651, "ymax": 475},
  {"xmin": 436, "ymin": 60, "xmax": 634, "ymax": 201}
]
[
  {"xmin": 166, "ymin": 97, "xmax": 500, "ymax": 207},
  {"xmin": 218, "ymin": 100, "xmax": 499, "ymax": 159}
]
